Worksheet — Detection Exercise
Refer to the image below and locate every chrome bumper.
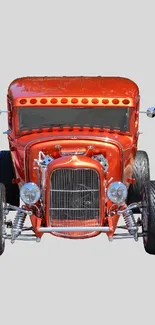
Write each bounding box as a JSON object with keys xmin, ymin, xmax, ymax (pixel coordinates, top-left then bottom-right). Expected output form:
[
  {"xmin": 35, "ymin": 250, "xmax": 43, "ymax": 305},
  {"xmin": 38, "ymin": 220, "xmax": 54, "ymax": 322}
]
[{"xmin": 38, "ymin": 226, "xmax": 111, "ymax": 232}]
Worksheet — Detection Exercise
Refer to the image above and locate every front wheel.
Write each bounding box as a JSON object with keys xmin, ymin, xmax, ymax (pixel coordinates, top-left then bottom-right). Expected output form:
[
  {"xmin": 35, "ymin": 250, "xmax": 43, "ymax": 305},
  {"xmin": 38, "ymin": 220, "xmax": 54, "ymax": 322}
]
[
  {"xmin": 0, "ymin": 150, "xmax": 19, "ymax": 206},
  {"xmin": 0, "ymin": 183, "xmax": 6, "ymax": 256},
  {"xmin": 142, "ymin": 180, "xmax": 155, "ymax": 255},
  {"xmin": 127, "ymin": 150, "xmax": 150, "ymax": 204}
]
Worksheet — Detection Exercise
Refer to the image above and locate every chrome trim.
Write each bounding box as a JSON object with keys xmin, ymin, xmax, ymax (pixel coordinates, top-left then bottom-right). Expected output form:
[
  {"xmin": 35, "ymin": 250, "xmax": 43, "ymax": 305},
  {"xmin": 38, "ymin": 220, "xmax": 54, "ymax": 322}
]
[
  {"xmin": 61, "ymin": 151, "xmax": 85, "ymax": 156},
  {"xmin": 112, "ymin": 234, "xmax": 135, "ymax": 240},
  {"xmin": 49, "ymin": 208, "xmax": 99, "ymax": 210},
  {"xmin": 50, "ymin": 189, "xmax": 99, "ymax": 193},
  {"xmin": 112, "ymin": 232, "xmax": 143, "ymax": 240},
  {"xmin": 41, "ymin": 166, "xmax": 47, "ymax": 207},
  {"xmin": 118, "ymin": 202, "xmax": 140, "ymax": 215},
  {"xmin": 4, "ymin": 234, "xmax": 38, "ymax": 242},
  {"xmin": 41, "ymin": 166, "xmax": 47, "ymax": 189},
  {"xmin": 117, "ymin": 202, "xmax": 139, "ymax": 239},
  {"xmin": 38, "ymin": 226, "xmax": 110, "ymax": 232},
  {"xmin": 49, "ymin": 168, "xmax": 100, "ymax": 224},
  {"xmin": 11, "ymin": 210, "xmax": 26, "ymax": 243},
  {"xmin": 0, "ymin": 110, "xmax": 8, "ymax": 114},
  {"xmin": 6, "ymin": 204, "xmax": 32, "ymax": 215},
  {"xmin": 93, "ymin": 154, "xmax": 109, "ymax": 172},
  {"xmin": 140, "ymin": 107, "xmax": 155, "ymax": 118},
  {"xmin": 3, "ymin": 130, "xmax": 11, "ymax": 135},
  {"xmin": 107, "ymin": 181, "xmax": 127, "ymax": 204},
  {"xmin": 34, "ymin": 151, "xmax": 54, "ymax": 166},
  {"xmin": 20, "ymin": 182, "xmax": 41, "ymax": 205},
  {"xmin": 24, "ymin": 135, "xmax": 126, "ymax": 181}
]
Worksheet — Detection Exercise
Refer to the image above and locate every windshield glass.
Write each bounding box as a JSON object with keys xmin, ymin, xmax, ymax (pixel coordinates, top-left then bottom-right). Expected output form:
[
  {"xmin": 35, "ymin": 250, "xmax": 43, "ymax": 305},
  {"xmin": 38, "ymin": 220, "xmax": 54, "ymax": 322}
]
[{"xmin": 17, "ymin": 106, "xmax": 130, "ymax": 132}]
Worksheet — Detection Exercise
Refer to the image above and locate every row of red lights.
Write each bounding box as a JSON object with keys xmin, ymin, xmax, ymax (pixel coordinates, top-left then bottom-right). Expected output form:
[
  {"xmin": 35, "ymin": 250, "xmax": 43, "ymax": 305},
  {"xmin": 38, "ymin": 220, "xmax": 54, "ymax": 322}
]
[{"xmin": 19, "ymin": 98, "xmax": 130, "ymax": 105}]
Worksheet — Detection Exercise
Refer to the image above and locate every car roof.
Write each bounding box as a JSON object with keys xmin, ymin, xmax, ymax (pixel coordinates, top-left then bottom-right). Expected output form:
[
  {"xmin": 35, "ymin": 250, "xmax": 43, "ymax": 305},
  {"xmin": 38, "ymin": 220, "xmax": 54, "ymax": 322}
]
[{"xmin": 8, "ymin": 76, "xmax": 139, "ymax": 102}]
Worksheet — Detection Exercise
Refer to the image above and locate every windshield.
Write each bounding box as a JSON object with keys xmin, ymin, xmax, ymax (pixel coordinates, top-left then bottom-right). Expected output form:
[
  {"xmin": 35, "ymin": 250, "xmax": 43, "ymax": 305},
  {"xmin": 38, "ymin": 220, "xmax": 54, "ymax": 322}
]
[{"xmin": 17, "ymin": 106, "xmax": 130, "ymax": 132}]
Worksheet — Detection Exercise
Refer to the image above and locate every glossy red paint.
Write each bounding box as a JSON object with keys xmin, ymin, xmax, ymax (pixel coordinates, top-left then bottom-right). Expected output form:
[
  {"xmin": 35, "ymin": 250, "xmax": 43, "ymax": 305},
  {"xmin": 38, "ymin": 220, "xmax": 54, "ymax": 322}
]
[
  {"xmin": 44, "ymin": 155, "xmax": 105, "ymax": 237},
  {"xmin": 7, "ymin": 76, "xmax": 140, "ymax": 239},
  {"xmin": 8, "ymin": 76, "xmax": 139, "ymax": 101}
]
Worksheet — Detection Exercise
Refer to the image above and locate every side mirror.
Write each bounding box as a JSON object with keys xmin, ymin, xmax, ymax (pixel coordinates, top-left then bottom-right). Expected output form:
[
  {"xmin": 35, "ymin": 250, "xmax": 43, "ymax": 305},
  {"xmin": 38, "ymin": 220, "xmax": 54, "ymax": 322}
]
[
  {"xmin": 146, "ymin": 107, "xmax": 155, "ymax": 118},
  {"xmin": 0, "ymin": 110, "xmax": 7, "ymax": 115},
  {"xmin": 0, "ymin": 110, "xmax": 12, "ymax": 130},
  {"xmin": 140, "ymin": 107, "xmax": 155, "ymax": 118}
]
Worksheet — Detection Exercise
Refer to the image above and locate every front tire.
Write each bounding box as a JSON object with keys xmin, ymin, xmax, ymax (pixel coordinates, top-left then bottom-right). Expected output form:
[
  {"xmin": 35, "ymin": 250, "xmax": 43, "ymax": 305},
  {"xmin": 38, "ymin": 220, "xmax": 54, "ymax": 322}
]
[
  {"xmin": 142, "ymin": 180, "xmax": 155, "ymax": 255},
  {"xmin": 0, "ymin": 151, "xmax": 19, "ymax": 206},
  {"xmin": 0, "ymin": 183, "xmax": 6, "ymax": 256},
  {"xmin": 127, "ymin": 151, "xmax": 150, "ymax": 209}
]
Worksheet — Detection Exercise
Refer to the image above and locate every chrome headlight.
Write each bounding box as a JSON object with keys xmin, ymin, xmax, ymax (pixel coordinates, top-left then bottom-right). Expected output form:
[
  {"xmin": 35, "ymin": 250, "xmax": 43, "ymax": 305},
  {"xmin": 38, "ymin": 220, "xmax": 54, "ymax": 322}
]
[
  {"xmin": 107, "ymin": 182, "xmax": 127, "ymax": 204},
  {"xmin": 20, "ymin": 182, "xmax": 40, "ymax": 205}
]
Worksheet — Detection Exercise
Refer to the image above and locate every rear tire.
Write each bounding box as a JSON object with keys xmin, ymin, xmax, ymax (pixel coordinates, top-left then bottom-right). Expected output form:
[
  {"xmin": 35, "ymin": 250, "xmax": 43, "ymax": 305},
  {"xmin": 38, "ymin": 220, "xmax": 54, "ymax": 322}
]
[
  {"xmin": 142, "ymin": 180, "xmax": 155, "ymax": 255},
  {"xmin": 0, "ymin": 151, "xmax": 19, "ymax": 206},
  {"xmin": 0, "ymin": 183, "xmax": 6, "ymax": 256},
  {"xmin": 127, "ymin": 151, "xmax": 150, "ymax": 208}
]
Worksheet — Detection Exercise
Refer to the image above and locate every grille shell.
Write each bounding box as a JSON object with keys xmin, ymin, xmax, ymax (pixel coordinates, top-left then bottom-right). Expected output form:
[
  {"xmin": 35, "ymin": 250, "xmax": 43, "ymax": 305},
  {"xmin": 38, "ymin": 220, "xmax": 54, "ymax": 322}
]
[{"xmin": 49, "ymin": 168, "xmax": 100, "ymax": 225}]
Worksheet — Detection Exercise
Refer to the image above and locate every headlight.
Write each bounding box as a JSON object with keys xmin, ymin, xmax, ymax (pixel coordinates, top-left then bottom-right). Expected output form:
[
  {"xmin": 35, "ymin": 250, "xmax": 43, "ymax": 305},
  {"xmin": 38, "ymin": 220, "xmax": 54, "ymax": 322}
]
[
  {"xmin": 20, "ymin": 182, "xmax": 40, "ymax": 205},
  {"xmin": 107, "ymin": 182, "xmax": 127, "ymax": 204}
]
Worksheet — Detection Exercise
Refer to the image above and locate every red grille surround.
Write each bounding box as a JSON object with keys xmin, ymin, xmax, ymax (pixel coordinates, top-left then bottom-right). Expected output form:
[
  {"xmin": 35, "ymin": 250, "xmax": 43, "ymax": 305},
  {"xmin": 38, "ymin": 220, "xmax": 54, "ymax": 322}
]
[{"xmin": 45, "ymin": 155, "xmax": 105, "ymax": 237}]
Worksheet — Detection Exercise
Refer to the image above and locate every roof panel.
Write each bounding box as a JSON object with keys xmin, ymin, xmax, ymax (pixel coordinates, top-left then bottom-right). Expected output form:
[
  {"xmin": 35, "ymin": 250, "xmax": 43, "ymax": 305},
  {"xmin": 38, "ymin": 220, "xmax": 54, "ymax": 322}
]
[{"xmin": 8, "ymin": 76, "xmax": 139, "ymax": 101}]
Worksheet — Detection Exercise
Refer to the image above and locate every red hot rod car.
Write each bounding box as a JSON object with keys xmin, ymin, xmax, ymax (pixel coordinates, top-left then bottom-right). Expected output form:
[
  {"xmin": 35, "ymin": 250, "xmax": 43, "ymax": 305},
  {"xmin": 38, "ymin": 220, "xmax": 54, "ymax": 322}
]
[{"xmin": 0, "ymin": 76, "xmax": 155, "ymax": 255}]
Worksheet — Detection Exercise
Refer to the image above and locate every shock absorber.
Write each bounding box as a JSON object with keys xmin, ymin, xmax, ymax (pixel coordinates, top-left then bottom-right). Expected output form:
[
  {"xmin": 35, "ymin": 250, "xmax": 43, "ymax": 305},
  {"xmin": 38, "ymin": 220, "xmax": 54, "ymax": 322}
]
[
  {"xmin": 11, "ymin": 211, "xmax": 26, "ymax": 243},
  {"xmin": 123, "ymin": 210, "xmax": 137, "ymax": 235}
]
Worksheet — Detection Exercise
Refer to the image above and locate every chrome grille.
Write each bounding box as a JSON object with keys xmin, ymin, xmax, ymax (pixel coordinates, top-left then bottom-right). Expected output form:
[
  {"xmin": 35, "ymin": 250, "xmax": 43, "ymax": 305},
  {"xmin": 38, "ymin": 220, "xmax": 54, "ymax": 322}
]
[{"xmin": 50, "ymin": 169, "xmax": 100, "ymax": 223}]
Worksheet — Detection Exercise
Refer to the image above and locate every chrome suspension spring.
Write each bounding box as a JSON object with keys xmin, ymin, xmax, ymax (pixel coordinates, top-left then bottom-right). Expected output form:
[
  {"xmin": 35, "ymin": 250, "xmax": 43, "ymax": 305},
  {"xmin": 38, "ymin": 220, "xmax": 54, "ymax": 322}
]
[
  {"xmin": 11, "ymin": 211, "xmax": 26, "ymax": 243},
  {"xmin": 123, "ymin": 210, "xmax": 137, "ymax": 235}
]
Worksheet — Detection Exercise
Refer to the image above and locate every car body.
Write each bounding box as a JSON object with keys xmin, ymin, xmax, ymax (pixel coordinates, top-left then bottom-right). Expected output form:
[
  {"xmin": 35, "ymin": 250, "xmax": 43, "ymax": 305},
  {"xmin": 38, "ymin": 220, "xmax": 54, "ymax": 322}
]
[{"xmin": 0, "ymin": 76, "xmax": 155, "ymax": 255}]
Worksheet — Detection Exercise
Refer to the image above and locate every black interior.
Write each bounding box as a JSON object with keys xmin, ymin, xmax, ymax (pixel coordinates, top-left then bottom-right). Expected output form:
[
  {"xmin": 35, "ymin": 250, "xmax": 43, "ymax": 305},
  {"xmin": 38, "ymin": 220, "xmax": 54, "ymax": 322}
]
[{"xmin": 18, "ymin": 106, "xmax": 129, "ymax": 132}]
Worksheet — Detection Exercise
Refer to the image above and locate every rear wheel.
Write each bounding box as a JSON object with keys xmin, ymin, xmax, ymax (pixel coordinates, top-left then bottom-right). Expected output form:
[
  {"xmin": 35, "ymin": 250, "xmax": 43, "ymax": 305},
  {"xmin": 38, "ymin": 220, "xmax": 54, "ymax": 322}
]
[
  {"xmin": 142, "ymin": 180, "xmax": 155, "ymax": 255},
  {"xmin": 127, "ymin": 151, "xmax": 150, "ymax": 208},
  {"xmin": 0, "ymin": 151, "xmax": 19, "ymax": 206},
  {"xmin": 0, "ymin": 183, "xmax": 6, "ymax": 256}
]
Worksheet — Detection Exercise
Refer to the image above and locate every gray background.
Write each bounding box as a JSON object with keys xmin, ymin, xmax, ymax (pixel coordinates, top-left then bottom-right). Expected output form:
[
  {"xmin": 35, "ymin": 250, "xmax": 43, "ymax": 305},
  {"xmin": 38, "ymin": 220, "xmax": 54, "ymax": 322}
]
[{"xmin": 0, "ymin": 1, "xmax": 155, "ymax": 324}]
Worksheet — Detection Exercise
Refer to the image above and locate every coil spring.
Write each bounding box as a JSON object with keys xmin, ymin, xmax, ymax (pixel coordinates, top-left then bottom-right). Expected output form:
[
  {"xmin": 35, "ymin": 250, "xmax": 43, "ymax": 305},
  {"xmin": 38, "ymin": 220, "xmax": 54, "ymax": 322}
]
[
  {"xmin": 123, "ymin": 210, "xmax": 137, "ymax": 235},
  {"xmin": 12, "ymin": 212, "xmax": 26, "ymax": 238}
]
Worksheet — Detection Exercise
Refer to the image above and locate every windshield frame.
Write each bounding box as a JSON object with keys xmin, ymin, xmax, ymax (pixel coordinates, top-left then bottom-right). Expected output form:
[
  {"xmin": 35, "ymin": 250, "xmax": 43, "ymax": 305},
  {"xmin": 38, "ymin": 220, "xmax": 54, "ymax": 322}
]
[{"xmin": 13, "ymin": 105, "xmax": 134, "ymax": 137}]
